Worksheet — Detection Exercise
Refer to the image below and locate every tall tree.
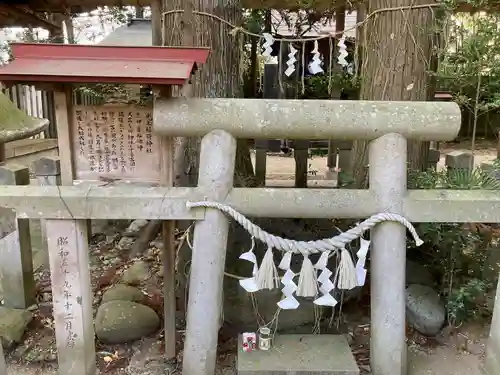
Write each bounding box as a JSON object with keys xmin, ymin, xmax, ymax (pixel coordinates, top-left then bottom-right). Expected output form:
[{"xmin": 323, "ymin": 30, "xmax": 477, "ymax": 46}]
[
  {"xmin": 163, "ymin": 0, "xmax": 255, "ymax": 188},
  {"xmin": 349, "ymin": 0, "xmax": 438, "ymax": 187}
]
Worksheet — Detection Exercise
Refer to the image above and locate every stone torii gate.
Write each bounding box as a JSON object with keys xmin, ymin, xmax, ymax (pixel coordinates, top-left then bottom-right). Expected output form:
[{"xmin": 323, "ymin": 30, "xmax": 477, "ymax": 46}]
[
  {"xmin": 0, "ymin": 91, "xmax": 469, "ymax": 375},
  {"xmin": 0, "ymin": 42, "xmax": 497, "ymax": 375}
]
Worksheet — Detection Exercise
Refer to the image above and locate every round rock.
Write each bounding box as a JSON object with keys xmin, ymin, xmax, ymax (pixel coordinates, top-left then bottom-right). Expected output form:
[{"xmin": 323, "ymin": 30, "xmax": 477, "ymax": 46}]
[
  {"xmin": 121, "ymin": 260, "xmax": 151, "ymax": 284},
  {"xmin": 101, "ymin": 284, "xmax": 144, "ymax": 303},
  {"xmin": 406, "ymin": 284, "xmax": 445, "ymax": 336},
  {"xmin": 95, "ymin": 301, "xmax": 160, "ymax": 344},
  {"xmin": 0, "ymin": 307, "xmax": 33, "ymax": 348}
]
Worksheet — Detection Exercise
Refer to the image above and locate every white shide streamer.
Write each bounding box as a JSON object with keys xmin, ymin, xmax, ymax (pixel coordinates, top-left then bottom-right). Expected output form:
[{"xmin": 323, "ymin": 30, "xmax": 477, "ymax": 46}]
[
  {"xmin": 309, "ymin": 40, "xmax": 324, "ymax": 75},
  {"xmin": 261, "ymin": 33, "xmax": 274, "ymax": 59},
  {"xmin": 285, "ymin": 43, "xmax": 298, "ymax": 77},
  {"xmin": 313, "ymin": 251, "xmax": 337, "ymax": 307},
  {"xmin": 238, "ymin": 238, "xmax": 259, "ymax": 292},
  {"xmin": 337, "ymin": 34, "xmax": 349, "ymax": 67},
  {"xmin": 355, "ymin": 238, "xmax": 370, "ymax": 286},
  {"xmin": 187, "ymin": 200, "xmax": 423, "ymax": 307},
  {"xmin": 277, "ymin": 252, "xmax": 299, "ymax": 309}
]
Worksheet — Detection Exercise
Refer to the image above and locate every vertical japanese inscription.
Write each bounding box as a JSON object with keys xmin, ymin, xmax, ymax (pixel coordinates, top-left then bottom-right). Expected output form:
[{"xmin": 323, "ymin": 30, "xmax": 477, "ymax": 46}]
[
  {"xmin": 86, "ymin": 111, "xmax": 96, "ymax": 172},
  {"xmin": 118, "ymin": 111, "xmax": 126, "ymax": 173},
  {"xmin": 76, "ymin": 110, "xmax": 85, "ymax": 156},
  {"xmin": 56, "ymin": 236, "xmax": 78, "ymax": 348},
  {"xmin": 145, "ymin": 111, "xmax": 153, "ymax": 154},
  {"xmin": 73, "ymin": 106, "xmax": 159, "ymax": 181}
]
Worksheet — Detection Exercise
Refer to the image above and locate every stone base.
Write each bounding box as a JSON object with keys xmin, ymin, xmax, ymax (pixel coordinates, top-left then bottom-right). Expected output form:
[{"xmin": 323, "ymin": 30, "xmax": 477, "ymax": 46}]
[
  {"xmin": 237, "ymin": 334, "xmax": 359, "ymax": 375},
  {"xmin": 484, "ymin": 340, "xmax": 500, "ymax": 375}
]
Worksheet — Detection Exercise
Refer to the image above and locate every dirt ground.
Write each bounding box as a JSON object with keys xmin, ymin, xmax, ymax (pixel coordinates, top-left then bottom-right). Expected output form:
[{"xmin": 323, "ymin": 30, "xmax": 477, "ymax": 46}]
[
  {"xmin": 260, "ymin": 139, "xmax": 498, "ymax": 178},
  {"xmin": 2, "ymin": 139, "xmax": 497, "ymax": 375}
]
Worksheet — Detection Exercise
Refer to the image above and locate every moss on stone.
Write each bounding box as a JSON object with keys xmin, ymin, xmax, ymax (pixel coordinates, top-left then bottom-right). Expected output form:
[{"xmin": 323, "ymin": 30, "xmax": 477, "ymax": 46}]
[
  {"xmin": 0, "ymin": 91, "xmax": 37, "ymax": 132},
  {"xmin": 0, "ymin": 91, "xmax": 47, "ymax": 142}
]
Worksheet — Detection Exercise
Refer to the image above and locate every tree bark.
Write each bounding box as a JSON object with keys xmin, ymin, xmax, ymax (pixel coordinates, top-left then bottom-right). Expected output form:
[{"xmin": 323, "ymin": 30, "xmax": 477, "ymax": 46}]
[
  {"xmin": 164, "ymin": 0, "xmax": 255, "ymax": 188},
  {"xmin": 350, "ymin": 0, "xmax": 437, "ymax": 187}
]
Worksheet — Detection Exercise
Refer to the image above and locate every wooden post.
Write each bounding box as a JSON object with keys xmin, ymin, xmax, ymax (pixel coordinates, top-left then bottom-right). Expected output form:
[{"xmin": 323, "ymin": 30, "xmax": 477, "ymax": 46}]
[
  {"xmin": 497, "ymin": 130, "xmax": 500, "ymax": 159},
  {"xmin": 151, "ymin": 0, "xmax": 177, "ymax": 361},
  {"xmin": 327, "ymin": 8, "xmax": 346, "ymax": 174},
  {"xmin": 46, "ymin": 219, "xmax": 95, "ymax": 375},
  {"xmin": 0, "ymin": 165, "xmax": 35, "ymax": 309},
  {"xmin": 369, "ymin": 133, "xmax": 407, "ymax": 375},
  {"xmin": 294, "ymin": 140, "xmax": 309, "ymax": 188},
  {"xmin": 54, "ymin": 87, "xmax": 92, "ymax": 243},
  {"xmin": 33, "ymin": 156, "xmax": 61, "ymax": 253},
  {"xmin": 255, "ymin": 64, "xmax": 279, "ymax": 186},
  {"xmin": 0, "ymin": 340, "xmax": 6, "ymax": 375},
  {"xmin": 182, "ymin": 130, "xmax": 236, "ymax": 375},
  {"xmin": 158, "ymin": 90, "xmax": 177, "ymax": 361}
]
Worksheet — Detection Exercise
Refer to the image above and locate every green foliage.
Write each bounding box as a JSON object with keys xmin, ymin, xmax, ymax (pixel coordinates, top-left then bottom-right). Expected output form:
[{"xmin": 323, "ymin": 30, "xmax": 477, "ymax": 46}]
[
  {"xmin": 300, "ymin": 71, "xmax": 360, "ymax": 99},
  {"xmin": 438, "ymin": 13, "xmax": 500, "ymax": 113},
  {"xmin": 447, "ymin": 279, "xmax": 489, "ymax": 324},
  {"xmin": 408, "ymin": 165, "xmax": 499, "ymax": 325}
]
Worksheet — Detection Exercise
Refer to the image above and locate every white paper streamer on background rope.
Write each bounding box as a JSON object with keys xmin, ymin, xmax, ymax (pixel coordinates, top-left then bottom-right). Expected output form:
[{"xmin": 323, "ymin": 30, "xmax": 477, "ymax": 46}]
[
  {"xmin": 337, "ymin": 34, "xmax": 349, "ymax": 67},
  {"xmin": 285, "ymin": 43, "xmax": 298, "ymax": 77},
  {"xmin": 309, "ymin": 40, "xmax": 323, "ymax": 75},
  {"xmin": 262, "ymin": 33, "xmax": 274, "ymax": 59}
]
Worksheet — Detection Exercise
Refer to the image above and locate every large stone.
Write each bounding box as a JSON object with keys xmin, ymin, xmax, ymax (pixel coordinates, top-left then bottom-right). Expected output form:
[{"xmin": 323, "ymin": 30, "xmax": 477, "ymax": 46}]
[
  {"xmin": 224, "ymin": 218, "xmax": 344, "ymax": 331},
  {"xmin": 116, "ymin": 236, "xmax": 135, "ymax": 251},
  {"xmin": 406, "ymin": 284, "xmax": 445, "ymax": 336},
  {"xmin": 101, "ymin": 284, "xmax": 144, "ymax": 303},
  {"xmin": 237, "ymin": 334, "xmax": 359, "ymax": 375},
  {"xmin": 121, "ymin": 260, "xmax": 151, "ymax": 284},
  {"xmin": 406, "ymin": 260, "xmax": 434, "ymax": 287},
  {"xmin": 124, "ymin": 219, "xmax": 149, "ymax": 237},
  {"xmin": 0, "ymin": 307, "xmax": 33, "ymax": 347},
  {"xmin": 94, "ymin": 301, "xmax": 160, "ymax": 344},
  {"xmin": 224, "ymin": 283, "xmax": 316, "ymax": 331}
]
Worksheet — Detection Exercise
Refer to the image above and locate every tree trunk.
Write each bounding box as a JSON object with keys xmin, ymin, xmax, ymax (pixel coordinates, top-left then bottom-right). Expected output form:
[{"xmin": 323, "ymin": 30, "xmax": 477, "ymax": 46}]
[
  {"xmin": 163, "ymin": 0, "xmax": 256, "ymax": 314},
  {"xmin": 164, "ymin": 0, "xmax": 255, "ymax": 188},
  {"xmin": 349, "ymin": 0, "xmax": 437, "ymax": 187}
]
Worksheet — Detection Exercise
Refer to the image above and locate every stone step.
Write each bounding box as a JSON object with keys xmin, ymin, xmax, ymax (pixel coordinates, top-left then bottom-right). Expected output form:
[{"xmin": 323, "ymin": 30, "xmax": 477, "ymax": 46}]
[{"xmin": 237, "ymin": 334, "xmax": 359, "ymax": 375}]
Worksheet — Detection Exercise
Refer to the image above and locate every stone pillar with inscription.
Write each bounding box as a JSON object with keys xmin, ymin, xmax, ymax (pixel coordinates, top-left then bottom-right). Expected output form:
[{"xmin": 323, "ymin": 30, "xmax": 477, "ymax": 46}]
[
  {"xmin": 46, "ymin": 219, "xmax": 95, "ymax": 375},
  {"xmin": 0, "ymin": 165, "xmax": 35, "ymax": 309}
]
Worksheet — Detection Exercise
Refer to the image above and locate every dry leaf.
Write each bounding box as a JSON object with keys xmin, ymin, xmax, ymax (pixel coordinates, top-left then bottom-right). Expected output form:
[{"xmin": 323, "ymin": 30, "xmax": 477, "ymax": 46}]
[
  {"xmin": 406, "ymin": 83, "xmax": 414, "ymax": 91},
  {"xmin": 103, "ymin": 356, "xmax": 113, "ymax": 363}
]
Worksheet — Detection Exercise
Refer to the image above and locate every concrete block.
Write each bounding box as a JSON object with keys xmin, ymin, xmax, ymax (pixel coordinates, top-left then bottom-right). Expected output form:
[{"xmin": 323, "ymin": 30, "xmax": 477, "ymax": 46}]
[
  {"xmin": 445, "ymin": 151, "xmax": 474, "ymax": 169},
  {"xmin": 237, "ymin": 334, "xmax": 359, "ymax": 375},
  {"xmin": 32, "ymin": 156, "xmax": 61, "ymax": 176}
]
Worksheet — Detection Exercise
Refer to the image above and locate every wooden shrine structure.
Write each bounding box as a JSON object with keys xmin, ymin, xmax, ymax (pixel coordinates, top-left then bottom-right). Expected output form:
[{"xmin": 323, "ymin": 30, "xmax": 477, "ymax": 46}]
[{"xmin": 0, "ymin": 41, "xmax": 209, "ymax": 374}]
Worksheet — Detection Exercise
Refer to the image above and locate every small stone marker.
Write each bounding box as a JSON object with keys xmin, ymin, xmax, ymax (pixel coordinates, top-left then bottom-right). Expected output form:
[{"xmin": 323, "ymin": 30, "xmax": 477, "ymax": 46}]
[
  {"xmin": 445, "ymin": 151, "xmax": 474, "ymax": 170},
  {"xmin": 237, "ymin": 334, "xmax": 359, "ymax": 375}
]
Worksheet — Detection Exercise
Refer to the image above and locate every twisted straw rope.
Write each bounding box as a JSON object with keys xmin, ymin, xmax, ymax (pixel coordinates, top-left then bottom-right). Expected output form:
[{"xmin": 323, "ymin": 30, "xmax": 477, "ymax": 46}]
[{"xmin": 186, "ymin": 201, "xmax": 423, "ymax": 255}]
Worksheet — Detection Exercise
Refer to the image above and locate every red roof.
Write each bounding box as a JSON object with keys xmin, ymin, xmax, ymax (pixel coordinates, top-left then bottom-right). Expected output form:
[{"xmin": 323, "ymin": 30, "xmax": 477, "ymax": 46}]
[{"xmin": 0, "ymin": 43, "xmax": 210, "ymax": 86}]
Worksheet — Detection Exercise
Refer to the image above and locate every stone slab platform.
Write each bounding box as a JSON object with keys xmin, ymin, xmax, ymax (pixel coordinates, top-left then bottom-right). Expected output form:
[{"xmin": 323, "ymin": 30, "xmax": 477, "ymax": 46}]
[{"xmin": 237, "ymin": 334, "xmax": 359, "ymax": 375}]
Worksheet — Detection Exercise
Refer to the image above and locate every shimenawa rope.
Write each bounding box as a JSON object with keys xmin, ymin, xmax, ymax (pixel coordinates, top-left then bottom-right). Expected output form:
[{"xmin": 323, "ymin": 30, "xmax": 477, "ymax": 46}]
[{"xmin": 186, "ymin": 200, "xmax": 423, "ymax": 298}]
